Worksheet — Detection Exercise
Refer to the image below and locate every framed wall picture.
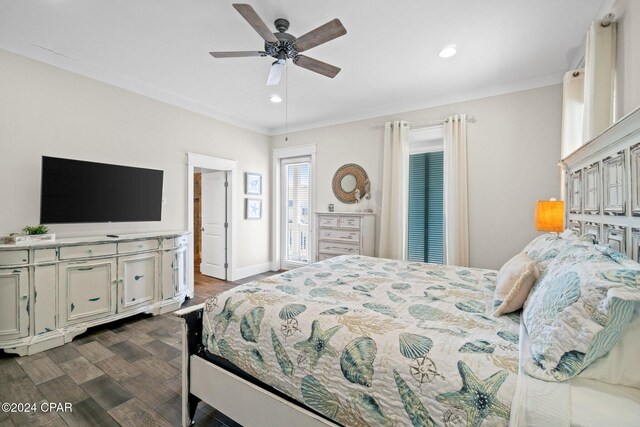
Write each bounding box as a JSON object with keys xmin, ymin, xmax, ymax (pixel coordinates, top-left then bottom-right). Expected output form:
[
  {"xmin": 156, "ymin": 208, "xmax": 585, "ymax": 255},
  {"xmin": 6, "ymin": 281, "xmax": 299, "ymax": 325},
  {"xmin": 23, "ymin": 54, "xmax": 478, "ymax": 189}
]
[
  {"xmin": 245, "ymin": 198, "xmax": 262, "ymax": 220},
  {"xmin": 245, "ymin": 172, "xmax": 262, "ymax": 195}
]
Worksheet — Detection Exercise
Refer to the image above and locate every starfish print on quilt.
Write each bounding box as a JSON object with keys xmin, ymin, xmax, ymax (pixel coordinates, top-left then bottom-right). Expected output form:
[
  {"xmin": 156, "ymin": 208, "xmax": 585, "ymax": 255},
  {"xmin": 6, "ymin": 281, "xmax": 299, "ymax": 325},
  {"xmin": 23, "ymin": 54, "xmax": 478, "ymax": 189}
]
[
  {"xmin": 294, "ymin": 320, "xmax": 342, "ymax": 370},
  {"xmin": 435, "ymin": 360, "xmax": 510, "ymax": 427}
]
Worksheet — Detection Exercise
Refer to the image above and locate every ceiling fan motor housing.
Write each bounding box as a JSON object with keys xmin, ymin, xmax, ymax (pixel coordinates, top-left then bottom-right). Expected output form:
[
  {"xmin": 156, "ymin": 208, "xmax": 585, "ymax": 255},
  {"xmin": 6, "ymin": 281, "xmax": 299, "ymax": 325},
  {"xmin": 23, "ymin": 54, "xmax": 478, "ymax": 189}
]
[{"xmin": 264, "ymin": 18, "xmax": 298, "ymax": 60}]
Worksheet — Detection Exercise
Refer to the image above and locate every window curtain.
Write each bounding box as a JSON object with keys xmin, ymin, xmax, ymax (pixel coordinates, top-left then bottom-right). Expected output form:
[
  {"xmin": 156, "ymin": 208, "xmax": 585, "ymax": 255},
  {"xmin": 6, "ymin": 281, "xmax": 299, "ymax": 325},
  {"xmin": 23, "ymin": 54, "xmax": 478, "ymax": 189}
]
[
  {"xmin": 561, "ymin": 69, "xmax": 585, "ymax": 158},
  {"xmin": 583, "ymin": 19, "xmax": 617, "ymax": 142},
  {"xmin": 378, "ymin": 120, "xmax": 409, "ymax": 260},
  {"xmin": 443, "ymin": 115, "xmax": 469, "ymax": 267}
]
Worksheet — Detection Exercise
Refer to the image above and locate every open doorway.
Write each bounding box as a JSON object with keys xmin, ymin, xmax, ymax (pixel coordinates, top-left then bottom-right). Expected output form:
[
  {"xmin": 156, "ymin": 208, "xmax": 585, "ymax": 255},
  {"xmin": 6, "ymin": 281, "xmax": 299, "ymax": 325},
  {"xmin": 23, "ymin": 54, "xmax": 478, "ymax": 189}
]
[{"xmin": 187, "ymin": 153, "xmax": 238, "ymax": 292}]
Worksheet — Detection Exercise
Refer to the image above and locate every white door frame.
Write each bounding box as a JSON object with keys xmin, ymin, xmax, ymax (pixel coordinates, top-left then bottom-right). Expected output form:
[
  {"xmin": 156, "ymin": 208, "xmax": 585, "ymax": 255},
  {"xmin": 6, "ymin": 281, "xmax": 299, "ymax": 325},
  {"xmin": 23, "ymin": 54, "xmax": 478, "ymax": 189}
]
[
  {"xmin": 187, "ymin": 153, "xmax": 238, "ymax": 295},
  {"xmin": 272, "ymin": 144, "xmax": 316, "ymax": 270}
]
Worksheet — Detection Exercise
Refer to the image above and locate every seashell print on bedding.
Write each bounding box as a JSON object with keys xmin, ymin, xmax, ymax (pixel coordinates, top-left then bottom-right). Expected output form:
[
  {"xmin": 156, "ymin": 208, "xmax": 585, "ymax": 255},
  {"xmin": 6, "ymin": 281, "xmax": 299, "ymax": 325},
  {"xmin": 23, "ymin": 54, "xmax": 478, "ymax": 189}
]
[{"xmin": 202, "ymin": 255, "xmax": 520, "ymax": 426}]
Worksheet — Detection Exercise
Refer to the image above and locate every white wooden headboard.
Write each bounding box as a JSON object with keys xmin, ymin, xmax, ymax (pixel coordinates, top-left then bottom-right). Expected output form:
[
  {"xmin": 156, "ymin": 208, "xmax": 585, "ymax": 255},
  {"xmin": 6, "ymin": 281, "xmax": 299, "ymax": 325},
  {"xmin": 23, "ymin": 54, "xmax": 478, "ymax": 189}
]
[{"xmin": 560, "ymin": 106, "xmax": 640, "ymax": 262}]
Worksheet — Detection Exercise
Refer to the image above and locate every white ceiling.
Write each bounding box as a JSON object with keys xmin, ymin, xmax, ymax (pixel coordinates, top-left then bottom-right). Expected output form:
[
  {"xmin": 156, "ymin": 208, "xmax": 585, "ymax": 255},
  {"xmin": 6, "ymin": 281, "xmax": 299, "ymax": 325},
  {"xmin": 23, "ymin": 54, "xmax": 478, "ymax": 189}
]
[{"xmin": 0, "ymin": 0, "xmax": 611, "ymax": 134}]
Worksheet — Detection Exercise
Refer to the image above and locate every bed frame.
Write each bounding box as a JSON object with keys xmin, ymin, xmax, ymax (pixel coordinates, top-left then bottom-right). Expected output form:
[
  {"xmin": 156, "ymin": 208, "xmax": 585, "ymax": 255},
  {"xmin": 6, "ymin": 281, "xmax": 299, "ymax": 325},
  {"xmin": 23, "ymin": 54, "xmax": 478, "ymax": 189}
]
[
  {"xmin": 560, "ymin": 105, "xmax": 640, "ymax": 256},
  {"xmin": 175, "ymin": 303, "xmax": 338, "ymax": 427},
  {"xmin": 176, "ymin": 107, "xmax": 640, "ymax": 427}
]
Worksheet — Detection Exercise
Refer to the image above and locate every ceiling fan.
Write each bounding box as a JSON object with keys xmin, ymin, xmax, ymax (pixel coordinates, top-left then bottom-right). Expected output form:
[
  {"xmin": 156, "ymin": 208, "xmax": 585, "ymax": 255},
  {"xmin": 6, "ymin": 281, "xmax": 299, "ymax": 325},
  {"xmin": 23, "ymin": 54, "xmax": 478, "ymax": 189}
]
[{"xmin": 209, "ymin": 4, "xmax": 347, "ymax": 86}]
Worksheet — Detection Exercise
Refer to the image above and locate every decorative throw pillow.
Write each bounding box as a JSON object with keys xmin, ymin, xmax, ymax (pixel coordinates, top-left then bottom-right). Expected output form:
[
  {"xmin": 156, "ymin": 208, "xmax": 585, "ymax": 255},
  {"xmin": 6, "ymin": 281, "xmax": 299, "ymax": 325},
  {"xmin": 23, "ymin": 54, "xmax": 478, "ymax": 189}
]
[
  {"xmin": 493, "ymin": 253, "xmax": 539, "ymax": 317},
  {"xmin": 523, "ymin": 244, "xmax": 640, "ymax": 382},
  {"xmin": 522, "ymin": 230, "xmax": 582, "ymax": 274},
  {"xmin": 579, "ymin": 303, "xmax": 640, "ymax": 388}
]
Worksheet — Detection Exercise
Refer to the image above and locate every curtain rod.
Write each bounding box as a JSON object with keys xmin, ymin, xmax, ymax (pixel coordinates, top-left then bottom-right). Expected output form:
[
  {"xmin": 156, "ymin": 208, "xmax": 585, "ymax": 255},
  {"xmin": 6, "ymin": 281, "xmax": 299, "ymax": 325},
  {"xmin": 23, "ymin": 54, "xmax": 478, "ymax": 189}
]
[{"xmin": 370, "ymin": 115, "xmax": 476, "ymax": 129}]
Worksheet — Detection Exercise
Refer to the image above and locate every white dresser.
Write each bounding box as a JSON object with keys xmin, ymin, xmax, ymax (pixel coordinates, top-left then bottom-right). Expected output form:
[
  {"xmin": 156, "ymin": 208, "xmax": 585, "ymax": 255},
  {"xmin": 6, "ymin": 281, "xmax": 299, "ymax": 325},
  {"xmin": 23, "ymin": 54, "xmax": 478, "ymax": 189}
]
[
  {"xmin": 0, "ymin": 231, "xmax": 189, "ymax": 355},
  {"xmin": 315, "ymin": 212, "xmax": 375, "ymax": 261}
]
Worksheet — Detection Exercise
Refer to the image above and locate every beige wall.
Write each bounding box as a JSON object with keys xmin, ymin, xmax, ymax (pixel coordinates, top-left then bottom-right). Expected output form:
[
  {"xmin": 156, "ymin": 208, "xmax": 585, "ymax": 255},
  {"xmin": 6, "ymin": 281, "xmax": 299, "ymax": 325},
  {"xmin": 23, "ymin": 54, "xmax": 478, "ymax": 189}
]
[
  {"xmin": 272, "ymin": 85, "xmax": 563, "ymax": 270},
  {"xmin": 612, "ymin": 0, "xmax": 640, "ymax": 119},
  {"xmin": 0, "ymin": 49, "xmax": 271, "ymax": 270}
]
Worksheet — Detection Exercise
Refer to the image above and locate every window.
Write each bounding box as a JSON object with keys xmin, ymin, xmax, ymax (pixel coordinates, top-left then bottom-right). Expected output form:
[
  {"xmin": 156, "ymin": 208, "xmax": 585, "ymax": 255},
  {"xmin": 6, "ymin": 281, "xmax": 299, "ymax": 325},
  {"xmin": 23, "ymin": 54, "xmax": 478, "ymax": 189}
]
[{"xmin": 408, "ymin": 127, "xmax": 444, "ymax": 264}]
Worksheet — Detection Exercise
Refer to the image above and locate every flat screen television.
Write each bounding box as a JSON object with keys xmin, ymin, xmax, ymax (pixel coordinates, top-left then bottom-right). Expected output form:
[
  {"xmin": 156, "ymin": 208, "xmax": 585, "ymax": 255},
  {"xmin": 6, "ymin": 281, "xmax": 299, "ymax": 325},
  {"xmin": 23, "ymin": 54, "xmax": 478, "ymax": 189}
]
[{"xmin": 40, "ymin": 156, "xmax": 164, "ymax": 224}]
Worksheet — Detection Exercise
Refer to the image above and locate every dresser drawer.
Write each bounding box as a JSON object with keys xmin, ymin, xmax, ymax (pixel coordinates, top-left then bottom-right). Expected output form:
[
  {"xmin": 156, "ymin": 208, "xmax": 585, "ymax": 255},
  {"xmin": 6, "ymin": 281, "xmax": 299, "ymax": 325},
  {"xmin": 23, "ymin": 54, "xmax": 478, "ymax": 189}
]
[
  {"xmin": 34, "ymin": 248, "xmax": 57, "ymax": 264},
  {"xmin": 338, "ymin": 216, "xmax": 361, "ymax": 229},
  {"xmin": 318, "ymin": 216, "xmax": 338, "ymax": 228},
  {"xmin": 0, "ymin": 250, "xmax": 29, "ymax": 266},
  {"xmin": 318, "ymin": 229, "xmax": 360, "ymax": 242},
  {"xmin": 59, "ymin": 243, "xmax": 117, "ymax": 260},
  {"xmin": 118, "ymin": 239, "xmax": 159, "ymax": 254},
  {"xmin": 318, "ymin": 241, "xmax": 360, "ymax": 255}
]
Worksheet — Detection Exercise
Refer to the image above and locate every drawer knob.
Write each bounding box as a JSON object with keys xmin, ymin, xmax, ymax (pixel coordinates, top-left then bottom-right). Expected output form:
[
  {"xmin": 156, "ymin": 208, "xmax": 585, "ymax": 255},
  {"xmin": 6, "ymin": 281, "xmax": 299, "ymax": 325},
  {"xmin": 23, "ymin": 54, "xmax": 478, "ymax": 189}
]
[{"xmin": 88, "ymin": 249, "xmax": 93, "ymax": 254}]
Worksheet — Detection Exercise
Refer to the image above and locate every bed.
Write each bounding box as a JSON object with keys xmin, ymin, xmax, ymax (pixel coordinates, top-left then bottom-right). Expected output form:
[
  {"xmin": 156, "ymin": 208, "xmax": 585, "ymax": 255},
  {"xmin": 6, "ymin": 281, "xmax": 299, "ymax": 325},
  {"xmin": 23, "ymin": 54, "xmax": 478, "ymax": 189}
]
[{"xmin": 176, "ymin": 107, "xmax": 640, "ymax": 427}]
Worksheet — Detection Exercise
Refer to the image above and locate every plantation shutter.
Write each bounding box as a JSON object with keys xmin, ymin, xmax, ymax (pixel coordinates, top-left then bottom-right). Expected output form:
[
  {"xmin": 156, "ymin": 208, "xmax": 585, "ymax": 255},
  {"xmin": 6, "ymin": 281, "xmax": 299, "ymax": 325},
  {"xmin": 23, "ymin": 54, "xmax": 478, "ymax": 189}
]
[{"xmin": 408, "ymin": 152, "xmax": 444, "ymax": 263}]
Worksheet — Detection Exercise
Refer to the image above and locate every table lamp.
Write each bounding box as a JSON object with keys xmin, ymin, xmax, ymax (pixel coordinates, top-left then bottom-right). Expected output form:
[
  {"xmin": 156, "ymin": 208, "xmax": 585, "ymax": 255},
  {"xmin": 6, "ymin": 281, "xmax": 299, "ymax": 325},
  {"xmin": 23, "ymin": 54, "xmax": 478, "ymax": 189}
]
[{"xmin": 535, "ymin": 199, "xmax": 564, "ymax": 232}]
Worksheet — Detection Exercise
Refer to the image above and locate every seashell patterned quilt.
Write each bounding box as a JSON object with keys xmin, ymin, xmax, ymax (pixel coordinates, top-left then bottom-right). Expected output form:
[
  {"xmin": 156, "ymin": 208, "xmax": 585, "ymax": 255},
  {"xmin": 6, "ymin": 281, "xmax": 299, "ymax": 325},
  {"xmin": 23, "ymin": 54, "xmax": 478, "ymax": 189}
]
[{"xmin": 202, "ymin": 255, "xmax": 520, "ymax": 427}]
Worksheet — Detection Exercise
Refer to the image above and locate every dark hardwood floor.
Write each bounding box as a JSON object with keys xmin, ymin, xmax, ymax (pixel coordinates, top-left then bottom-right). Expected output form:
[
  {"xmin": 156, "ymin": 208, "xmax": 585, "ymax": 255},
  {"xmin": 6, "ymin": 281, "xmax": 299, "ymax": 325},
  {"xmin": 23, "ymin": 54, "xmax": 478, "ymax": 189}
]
[{"xmin": 0, "ymin": 271, "xmax": 277, "ymax": 427}]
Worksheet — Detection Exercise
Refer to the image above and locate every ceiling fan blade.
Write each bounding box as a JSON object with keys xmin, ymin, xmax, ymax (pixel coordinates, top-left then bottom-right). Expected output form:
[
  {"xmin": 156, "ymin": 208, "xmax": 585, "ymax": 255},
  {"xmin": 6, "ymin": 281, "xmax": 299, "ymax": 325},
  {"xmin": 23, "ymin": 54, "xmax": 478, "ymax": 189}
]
[
  {"xmin": 266, "ymin": 61, "xmax": 285, "ymax": 86},
  {"xmin": 232, "ymin": 4, "xmax": 279, "ymax": 43},
  {"xmin": 294, "ymin": 18, "xmax": 347, "ymax": 52},
  {"xmin": 209, "ymin": 51, "xmax": 266, "ymax": 58},
  {"xmin": 294, "ymin": 55, "xmax": 341, "ymax": 78}
]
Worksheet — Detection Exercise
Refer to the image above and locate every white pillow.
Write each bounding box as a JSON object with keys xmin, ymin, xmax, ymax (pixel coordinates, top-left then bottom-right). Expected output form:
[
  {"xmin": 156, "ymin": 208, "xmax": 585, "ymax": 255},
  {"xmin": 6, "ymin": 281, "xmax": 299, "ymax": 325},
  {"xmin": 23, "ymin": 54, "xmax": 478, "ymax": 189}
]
[
  {"xmin": 579, "ymin": 304, "xmax": 640, "ymax": 388},
  {"xmin": 493, "ymin": 253, "xmax": 539, "ymax": 317}
]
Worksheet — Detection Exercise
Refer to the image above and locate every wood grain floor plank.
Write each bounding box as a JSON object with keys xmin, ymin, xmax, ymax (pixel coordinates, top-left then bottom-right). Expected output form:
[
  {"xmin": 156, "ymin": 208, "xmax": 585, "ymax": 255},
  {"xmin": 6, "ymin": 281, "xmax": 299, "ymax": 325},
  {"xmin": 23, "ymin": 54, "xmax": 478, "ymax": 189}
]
[
  {"xmin": 93, "ymin": 330, "xmax": 124, "ymax": 348},
  {"xmin": 20, "ymin": 356, "xmax": 65, "ymax": 385},
  {"xmin": 131, "ymin": 356, "xmax": 179, "ymax": 382},
  {"xmin": 37, "ymin": 375, "xmax": 89, "ymax": 404},
  {"xmin": 8, "ymin": 399, "xmax": 67, "ymax": 427},
  {"xmin": 0, "ymin": 359, "xmax": 26, "ymax": 383},
  {"xmin": 75, "ymin": 341, "xmax": 115, "ymax": 363},
  {"xmin": 113, "ymin": 328, "xmax": 155, "ymax": 346},
  {"xmin": 121, "ymin": 373, "xmax": 176, "ymax": 408},
  {"xmin": 14, "ymin": 352, "xmax": 46, "ymax": 366},
  {"xmin": 58, "ymin": 397, "xmax": 119, "ymax": 427},
  {"xmin": 59, "ymin": 356, "xmax": 104, "ymax": 385},
  {"xmin": 45, "ymin": 346, "xmax": 82, "ymax": 365},
  {"xmin": 153, "ymin": 393, "xmax": 182, "ymax": 426},
  {"xmin": 141, "ymin": 340, "xmax": 181, "ymax": 362},
  {"xmin": 80, "ymin": 375, "xmax": 133, "ymax": 411},
  {"xmin": 107, "ymin": 398, "xmax": 172, "ymax": 427},
  {"xmin": 162, "ymin": 375, "xmax": 182, "ymax": 394},
  {"xmin": 107, "ymin": 341, "xmax": 150, "ymax": 363},
  {"xmin": 0, "ymin": 377, "xmax": 43, "ymax": 403},
  {"xmin": 93, "ymin": 355, "xmax": 138, "ymax": 383}
]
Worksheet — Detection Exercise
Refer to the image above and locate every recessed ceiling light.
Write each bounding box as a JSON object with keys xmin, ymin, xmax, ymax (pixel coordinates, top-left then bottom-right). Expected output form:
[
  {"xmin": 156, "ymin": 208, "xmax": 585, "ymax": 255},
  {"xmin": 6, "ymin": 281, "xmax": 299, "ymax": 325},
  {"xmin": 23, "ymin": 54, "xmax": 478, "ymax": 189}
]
[
  {"xmin": 270, "ymin": 95, "xmax": 282, "ymax": 103},
  {"xmin": 439, "ymin": 45, "xmax": 457, "ymax": 58}
]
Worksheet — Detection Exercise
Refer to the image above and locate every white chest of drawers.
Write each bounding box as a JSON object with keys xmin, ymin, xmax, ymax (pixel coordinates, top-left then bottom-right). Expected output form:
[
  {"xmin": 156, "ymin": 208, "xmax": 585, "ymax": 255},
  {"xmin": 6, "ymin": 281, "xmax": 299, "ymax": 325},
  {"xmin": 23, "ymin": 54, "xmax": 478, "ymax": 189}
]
[{"xmin": 315, "ymin": 212, "xmax": 375, "ymax": 261}]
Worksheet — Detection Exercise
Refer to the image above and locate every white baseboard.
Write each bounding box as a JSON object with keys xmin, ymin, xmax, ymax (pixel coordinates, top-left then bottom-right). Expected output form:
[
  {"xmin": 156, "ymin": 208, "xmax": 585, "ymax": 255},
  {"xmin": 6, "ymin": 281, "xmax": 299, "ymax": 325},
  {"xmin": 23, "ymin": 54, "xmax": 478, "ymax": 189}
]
[{"xmin": 232, "ymin": 262, "xmax": 273, "ymax": 281}]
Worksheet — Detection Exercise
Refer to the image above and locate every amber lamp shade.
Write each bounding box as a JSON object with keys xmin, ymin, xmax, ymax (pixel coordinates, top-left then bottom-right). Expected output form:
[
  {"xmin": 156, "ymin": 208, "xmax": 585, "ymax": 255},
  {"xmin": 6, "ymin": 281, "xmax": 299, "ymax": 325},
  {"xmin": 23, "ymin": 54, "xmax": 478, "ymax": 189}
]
[{"xmin": 535, "ymin": 200, "xmax": 564, "ymax": 232}]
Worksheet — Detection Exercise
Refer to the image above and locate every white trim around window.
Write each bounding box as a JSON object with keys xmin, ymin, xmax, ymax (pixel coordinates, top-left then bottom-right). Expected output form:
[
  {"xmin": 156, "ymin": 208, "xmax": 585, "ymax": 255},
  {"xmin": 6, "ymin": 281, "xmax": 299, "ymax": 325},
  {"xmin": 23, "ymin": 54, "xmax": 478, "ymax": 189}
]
[{"xmin": 272, "ymin": 144, "xmax": 317, "ymax": 270}]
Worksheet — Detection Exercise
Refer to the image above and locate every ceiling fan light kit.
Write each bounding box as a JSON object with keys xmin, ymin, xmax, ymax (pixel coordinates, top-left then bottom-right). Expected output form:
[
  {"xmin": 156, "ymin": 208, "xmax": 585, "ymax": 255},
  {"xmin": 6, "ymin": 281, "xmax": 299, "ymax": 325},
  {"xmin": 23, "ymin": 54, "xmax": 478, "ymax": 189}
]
[{"xmin": 209, "ymin": 3, "xmax": 347, "ymax": 86}]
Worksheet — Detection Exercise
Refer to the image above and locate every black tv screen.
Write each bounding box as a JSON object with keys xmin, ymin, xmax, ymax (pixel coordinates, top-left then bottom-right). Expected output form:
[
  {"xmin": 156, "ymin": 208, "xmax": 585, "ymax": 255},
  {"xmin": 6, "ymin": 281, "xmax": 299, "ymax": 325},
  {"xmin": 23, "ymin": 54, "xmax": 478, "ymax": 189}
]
[{"xmin": 40, "ymin": 156, "xmax": 163, "ymax": 224}]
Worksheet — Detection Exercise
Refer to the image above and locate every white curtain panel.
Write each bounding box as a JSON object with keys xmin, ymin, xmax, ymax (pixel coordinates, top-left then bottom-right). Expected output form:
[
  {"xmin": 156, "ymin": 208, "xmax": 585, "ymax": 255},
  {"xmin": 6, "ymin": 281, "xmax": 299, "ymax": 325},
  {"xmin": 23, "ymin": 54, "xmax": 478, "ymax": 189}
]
[
  {"xmin": 561, "ymin": 69, "xmax": 585, "ymax": 158},
  {"xmin": 444, "ymin": 114, "xmax": 469, "ymax": 267},
  {"xmin": 378, "ymin": 120, "xmax": 409, "ymax": 260},
  {"xmin": 583, "ymin": 20, "xmax": 617, "ymax": 142}
]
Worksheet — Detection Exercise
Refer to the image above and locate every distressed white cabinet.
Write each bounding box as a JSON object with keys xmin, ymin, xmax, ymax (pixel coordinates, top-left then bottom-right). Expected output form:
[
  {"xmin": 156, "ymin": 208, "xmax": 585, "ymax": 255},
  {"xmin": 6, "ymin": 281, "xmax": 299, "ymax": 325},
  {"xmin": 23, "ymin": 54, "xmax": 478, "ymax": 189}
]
[
  {"xmin": 0, "ymin": 268, "xmax": 29, "ymax": 341},
  {"xmin": 161, "ymin": 239, "xmax": 188, "ymax": 304},
  {"xmin": 118, "ymin": 253, "xmax": 159, "ymax": 313},
  {"xmin": 315, "ymin": 212, "xmax": 375, "ymax": 261},
  {"xmin": 59, "ymin": 259, "xmax": 117, "ymax": 326},
  {"xmin": 34, "ymin": 264, "xmax": 57, "ymax": 335},
  {"xmin": 0, "ymin": 231, "xmax": 189, "ymax": 355}
]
